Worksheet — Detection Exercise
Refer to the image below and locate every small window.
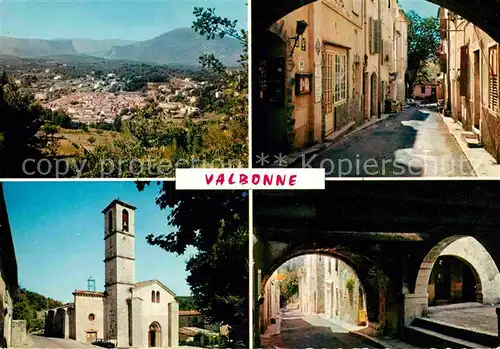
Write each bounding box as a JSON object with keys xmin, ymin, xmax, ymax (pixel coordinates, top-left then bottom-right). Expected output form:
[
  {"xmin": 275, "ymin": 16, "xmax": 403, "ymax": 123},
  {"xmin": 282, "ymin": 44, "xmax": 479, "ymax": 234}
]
[
  {"xmin": 151, "ymin": 291, "xmax": 156, "ymax": 303},
  {"xmin": 156, "ymin": 291, "xmax": 160, "ymax": 303},
  {"xmin": 122, "ymin": 209, "xmax": 129, "ymax": 232},
  {"xmin": 88, "ymin": 313, "xmax": 95, "ymax": 321},
  {"xmin": 421, "ymin": 86, "xmax": 426, "ymax": 94}
]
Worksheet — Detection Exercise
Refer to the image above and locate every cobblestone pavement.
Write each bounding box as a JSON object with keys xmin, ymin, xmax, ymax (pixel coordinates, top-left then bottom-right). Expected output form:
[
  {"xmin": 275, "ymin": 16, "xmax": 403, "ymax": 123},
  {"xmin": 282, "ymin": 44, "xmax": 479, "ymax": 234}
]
[
  {"xmin": 426, "ymin": 303, "xmax": 498, "ymax": 335},
  {"xmin": 261, "ymin": 309, "xmax": 377, "ymax": 349},
  {"xmin": 295, "ymin": 107, "xmax": 476, "ymax": 177}
]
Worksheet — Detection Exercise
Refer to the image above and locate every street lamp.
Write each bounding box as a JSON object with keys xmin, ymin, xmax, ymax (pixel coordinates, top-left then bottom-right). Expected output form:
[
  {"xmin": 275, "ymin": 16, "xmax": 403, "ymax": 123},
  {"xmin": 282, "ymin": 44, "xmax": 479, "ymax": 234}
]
[{"xmin": 288, "ymin": 20, "xmax": 308, "ymax": 57}]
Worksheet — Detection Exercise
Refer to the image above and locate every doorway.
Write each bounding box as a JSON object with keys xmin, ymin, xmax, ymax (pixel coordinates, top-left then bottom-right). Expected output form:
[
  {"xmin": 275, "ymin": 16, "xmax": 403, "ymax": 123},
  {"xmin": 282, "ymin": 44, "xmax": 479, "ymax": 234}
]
[
  {"xmin": 473, "ymin": 50, "xmax": 481, "ymax": 130},
  {"xmin": 323, "ymin": 46, "xmax": 335, "ymax": 135},
  {"xmin": 85, "ymin": 331, "xmax": 97, "ymax": 344},
  {"xmin": 148, "ymin": 322, "xmax": 161, "ymax": 347},
  {"xmin": 434, "ymin": 259, "xmax": 451, "ymax": 303}
]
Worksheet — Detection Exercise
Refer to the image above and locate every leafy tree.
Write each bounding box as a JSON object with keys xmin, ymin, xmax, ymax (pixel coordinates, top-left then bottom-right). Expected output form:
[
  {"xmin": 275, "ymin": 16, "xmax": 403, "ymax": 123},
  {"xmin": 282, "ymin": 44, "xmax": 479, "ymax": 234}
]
[
  {"xmin": 139, "ymin": 182, "xmax": 249, "ymax": 344},
  {"xmin": 279, "ymin": 270, "xmax": 299, "ymax": 301},
  {"xmin": 0, "ymin": 71, "xmax": 48, "ymax": 177},
  {"xmin": 113, "ymin": 115, "xmax": 123, "ymax": 132},
  {"xmin": 177, "ymin": 296, "xmax": 197, "ymax": 311},
  {"xmin": 406, "ymin": 11, "xmax": 440, "ymax": 94},
  {"xmin": 12, "ymin": 288, "xmax": 63, "ymax": 333},
  {"xmin": 192, "ymin": 7, "xmax": 248, "ymax": 166},
  {"xmin": 42, "ymin": 124, "xmax": 58, "ymax": 141}
]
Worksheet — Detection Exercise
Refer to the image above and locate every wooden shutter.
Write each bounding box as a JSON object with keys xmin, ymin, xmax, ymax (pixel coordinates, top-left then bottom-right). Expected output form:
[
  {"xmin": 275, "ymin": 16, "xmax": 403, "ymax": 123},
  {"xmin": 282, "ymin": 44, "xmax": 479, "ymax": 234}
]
[
  {"xmin": 489, "ymin": 46, "xmax": 498, "ymax": 110},
  {"xmin": 369, "ymin": 19, "xmax": 374, "ymax": 54},
  {"xmin": 489, "ymin": 75, "xmax": 497, "ymax": 109},
  {"xmin": 374, "ymin": 20, "xmax": 382, "ymax": 54},
  {"xmin": 460, "ymin": 45, "xmax": 469, "ymax": 96}
]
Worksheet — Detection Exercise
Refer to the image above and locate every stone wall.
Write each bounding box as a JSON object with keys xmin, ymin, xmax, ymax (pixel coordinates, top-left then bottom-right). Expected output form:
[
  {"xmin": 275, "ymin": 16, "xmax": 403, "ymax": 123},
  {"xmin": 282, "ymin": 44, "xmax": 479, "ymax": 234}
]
[
  {"xmin": 0, "ymin": 183, "xmax": 18, "ymax": 348},
  {"xmin": 132, "ymin": 282, "xmax": 178, "ymax": 348},
  {"xmin": 11, "ymin": 320, "xmax": 27, "ymax": 348},
  {"xmin": 75, "ymin": 294, "xmax": 104, "ymax": 343},
  {"xmin": 1, "ymin": 277, "xmax": 13, "ymax": 348},
  {"xmin": 481, "ymin": 107, "xmax": 500, "ymax": 162}
]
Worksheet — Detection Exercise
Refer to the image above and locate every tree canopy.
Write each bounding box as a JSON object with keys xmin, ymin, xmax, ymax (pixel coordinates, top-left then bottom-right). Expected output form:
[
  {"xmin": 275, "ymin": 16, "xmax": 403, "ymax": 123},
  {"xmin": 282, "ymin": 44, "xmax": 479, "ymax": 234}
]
[
  {"xmin": 138, "ymin": 182, "xmax": 249, "ymax": 345},
  {"xmin": 406, "ymin": 10, "xmax": 440, "ymax": 90},
  {"xmin": 279, "ymin": 269, "xmax": 299, "ymax": 302},
  {"xmin": 12, "ymin": 288, "xmax": 63, "ymax": 333}
]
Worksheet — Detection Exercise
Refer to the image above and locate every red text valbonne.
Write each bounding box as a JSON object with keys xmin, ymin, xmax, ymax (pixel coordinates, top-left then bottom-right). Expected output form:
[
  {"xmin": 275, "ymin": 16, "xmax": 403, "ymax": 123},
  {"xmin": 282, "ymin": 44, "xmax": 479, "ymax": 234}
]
[{"xmin": 205, "ymin": 173, "xmax": 297, "ymax": 186}]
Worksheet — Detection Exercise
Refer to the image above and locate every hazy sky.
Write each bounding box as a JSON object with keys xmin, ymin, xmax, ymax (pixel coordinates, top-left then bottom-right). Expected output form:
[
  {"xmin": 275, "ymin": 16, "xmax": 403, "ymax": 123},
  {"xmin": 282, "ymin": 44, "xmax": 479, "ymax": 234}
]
[
  {"xmin": 4, "ymin": 181, "xmax": 196, "ymax": 303},
  {"xmin": 0, "ymin": 0, "xmax": 248, "ymax": 41}
]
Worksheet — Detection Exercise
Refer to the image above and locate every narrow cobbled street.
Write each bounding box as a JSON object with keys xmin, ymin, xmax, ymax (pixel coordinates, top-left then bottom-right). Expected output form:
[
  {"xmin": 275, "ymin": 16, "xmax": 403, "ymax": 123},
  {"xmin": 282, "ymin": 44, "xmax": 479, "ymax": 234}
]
[
  {"xmin": 298, "ymin": 107, "xmax": 476, "ymax": 177},
  {"xmin": 261, "ymin": 309, "xmax": 377, "ymax": 349}
]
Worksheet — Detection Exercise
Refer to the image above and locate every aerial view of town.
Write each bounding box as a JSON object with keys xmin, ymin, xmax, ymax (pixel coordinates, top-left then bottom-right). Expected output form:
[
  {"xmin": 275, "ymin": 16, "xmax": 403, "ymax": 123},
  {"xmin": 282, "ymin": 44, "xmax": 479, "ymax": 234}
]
[{"xmin": 0, "ymin": 1, "xmax": 248, "ymax": 178}]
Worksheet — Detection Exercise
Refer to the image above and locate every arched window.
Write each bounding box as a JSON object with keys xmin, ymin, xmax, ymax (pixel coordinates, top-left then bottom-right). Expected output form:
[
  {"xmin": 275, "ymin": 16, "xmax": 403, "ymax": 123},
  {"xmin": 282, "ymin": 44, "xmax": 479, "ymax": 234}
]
[
  {"xmin": 108, "ymin": 211, "xmax": 113, "ymax": 232},
  {"xmin": 88, "ymin": 313, "xmax": 95, "ymax": 321},
  {"xmin": 151, "ymin": 291, "xmax": 156, "ymax": 303},
  {"xmin": 122, "ymin": 209, "xmax": 129, "ymax": 232},
  {"xmin": 156, "ymin": 291, "xmax": 160, "ymax": 303}
]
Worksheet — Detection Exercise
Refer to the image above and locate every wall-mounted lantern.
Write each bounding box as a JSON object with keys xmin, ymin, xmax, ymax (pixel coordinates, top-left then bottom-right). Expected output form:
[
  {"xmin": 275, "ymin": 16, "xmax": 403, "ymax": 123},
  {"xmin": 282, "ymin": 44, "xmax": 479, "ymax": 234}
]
[{"xmin": 289, "ymin": 20, "xmax": 308, "ymax": 57}]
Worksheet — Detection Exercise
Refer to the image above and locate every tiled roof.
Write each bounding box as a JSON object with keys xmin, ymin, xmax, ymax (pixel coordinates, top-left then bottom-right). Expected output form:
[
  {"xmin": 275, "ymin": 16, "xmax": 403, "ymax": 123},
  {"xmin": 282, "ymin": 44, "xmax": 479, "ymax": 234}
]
[
  {"xmin": 179, "ymin": 310, "xmax": 201, "ymax": 316},
  {"xmin": 73, "ymin": 290, "xmax": 105, "ymax": 297}
]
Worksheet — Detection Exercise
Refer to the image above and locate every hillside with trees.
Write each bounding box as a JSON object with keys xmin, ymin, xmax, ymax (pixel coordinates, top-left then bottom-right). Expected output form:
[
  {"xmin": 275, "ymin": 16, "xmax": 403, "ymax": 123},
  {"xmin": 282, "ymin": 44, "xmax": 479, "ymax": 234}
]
[{"xmin": 13, "ymin": 288, "xmax": 63, "ymax": 333}]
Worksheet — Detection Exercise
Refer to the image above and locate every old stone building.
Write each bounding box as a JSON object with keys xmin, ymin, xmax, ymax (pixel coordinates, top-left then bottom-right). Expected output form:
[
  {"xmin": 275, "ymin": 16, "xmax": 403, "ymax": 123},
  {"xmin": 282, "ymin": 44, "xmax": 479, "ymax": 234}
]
[
  {"xmin": 44, "ymin": 199, "xmax": 179, "ymax": 348},
  {"xmin": 297, "ymin": 255, "xmax": 365, "ymax": 325},
  {"xmin": 0, "ymin": 184, "xmax": 18, "ymax": 348},
  {"xmin": 260, "ymin": 270, "xmax": 280, "ymax": 333},
  {"xmin": 439, "ymin": 7, "xmax": 500, "ymax": 162},
  {"xmin": 0, "ymin": 184, "xmax": 28, "ymax": 348},
  {"xmin": 254, "ymin": 0, "xmax": 408, "ymax": 154}
]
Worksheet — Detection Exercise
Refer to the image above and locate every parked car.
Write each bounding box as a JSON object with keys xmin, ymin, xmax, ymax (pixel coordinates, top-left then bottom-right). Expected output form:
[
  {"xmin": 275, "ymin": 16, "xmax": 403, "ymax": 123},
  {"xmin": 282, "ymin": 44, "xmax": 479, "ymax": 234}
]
[
  {"xmin": 92, "ymin": 339, "xmax": 115, "ymax": 348},
  {"xmin": 406, "ymin": 98, "xmax": 417, "ymax": 106}
]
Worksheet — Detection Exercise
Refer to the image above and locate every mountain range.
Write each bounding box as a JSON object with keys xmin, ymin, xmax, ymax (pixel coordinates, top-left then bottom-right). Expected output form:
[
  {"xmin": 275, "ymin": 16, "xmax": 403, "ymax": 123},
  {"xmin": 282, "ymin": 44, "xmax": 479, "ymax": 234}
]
[{"xmin": 0, "ymin": 28, "xmax": 242, "ymax": 67}]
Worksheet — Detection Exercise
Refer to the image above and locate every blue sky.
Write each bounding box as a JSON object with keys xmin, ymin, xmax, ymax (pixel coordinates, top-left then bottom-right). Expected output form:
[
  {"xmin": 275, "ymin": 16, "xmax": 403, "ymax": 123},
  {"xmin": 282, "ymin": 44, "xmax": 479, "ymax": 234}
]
[
  {"xmin": 0, "ymin": 0, "xmax": 248, "ymax": 41},
  {"xmin": 4, "ymin": 181, "xmax": 196, "ymax": 303},
  {"xmin": 398, "ymin": 0, "xmax": 439, "ymax": 17}
]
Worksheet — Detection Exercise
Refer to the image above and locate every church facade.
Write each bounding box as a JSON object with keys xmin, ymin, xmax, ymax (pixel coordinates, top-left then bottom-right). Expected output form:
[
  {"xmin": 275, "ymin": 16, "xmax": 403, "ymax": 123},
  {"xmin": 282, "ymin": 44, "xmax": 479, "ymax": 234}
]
[{"xmin": 45, "ymin": 199, "xmax": 179, "ymax": 348}]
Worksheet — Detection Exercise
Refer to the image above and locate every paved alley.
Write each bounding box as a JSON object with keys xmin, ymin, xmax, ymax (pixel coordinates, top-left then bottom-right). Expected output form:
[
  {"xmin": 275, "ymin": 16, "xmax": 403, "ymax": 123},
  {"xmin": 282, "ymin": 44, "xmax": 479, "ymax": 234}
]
[
  {"xmin": 261, "ymin": 309, "xmax": 377, "ymax": 349},
  {"xmin": 295, "ymin": 107, "xmax": 476, "ymax": 177},
  {"xmin": 29, "ymin": 334, "xmax": 95, "ymax": 348}
]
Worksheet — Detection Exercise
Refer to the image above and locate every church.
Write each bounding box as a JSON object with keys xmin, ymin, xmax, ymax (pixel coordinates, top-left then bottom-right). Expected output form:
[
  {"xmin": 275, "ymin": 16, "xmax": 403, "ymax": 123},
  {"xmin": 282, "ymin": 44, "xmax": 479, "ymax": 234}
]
[{"xmin": 44, "ymin": 199, "xmax": 179, "ymax": 348}]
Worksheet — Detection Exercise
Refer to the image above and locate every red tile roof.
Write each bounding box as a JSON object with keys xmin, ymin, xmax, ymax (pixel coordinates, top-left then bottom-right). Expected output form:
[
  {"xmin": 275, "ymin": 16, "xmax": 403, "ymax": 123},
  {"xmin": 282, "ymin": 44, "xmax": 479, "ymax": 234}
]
[{"xmin": 179, "ymin": 310, "xmax": 201, "ymax": 316}]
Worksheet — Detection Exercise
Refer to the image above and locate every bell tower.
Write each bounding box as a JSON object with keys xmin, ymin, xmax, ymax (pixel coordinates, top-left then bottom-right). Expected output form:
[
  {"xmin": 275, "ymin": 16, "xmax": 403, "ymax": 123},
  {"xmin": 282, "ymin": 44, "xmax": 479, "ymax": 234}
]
[{"xmin": 102, "ymin": 199, "xmax": 136, "ymax": 347}]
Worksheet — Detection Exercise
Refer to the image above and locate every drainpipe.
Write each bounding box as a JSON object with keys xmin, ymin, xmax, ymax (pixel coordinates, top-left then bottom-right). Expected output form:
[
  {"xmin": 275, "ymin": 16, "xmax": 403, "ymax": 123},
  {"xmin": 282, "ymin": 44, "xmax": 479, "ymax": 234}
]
[{"xmin": 377, "ymin": 0, "xmax": 382, "ymax": 118}]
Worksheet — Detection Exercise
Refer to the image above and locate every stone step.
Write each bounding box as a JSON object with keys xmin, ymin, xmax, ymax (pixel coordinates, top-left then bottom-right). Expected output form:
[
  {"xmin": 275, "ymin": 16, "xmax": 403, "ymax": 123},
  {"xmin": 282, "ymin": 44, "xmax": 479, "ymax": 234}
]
[
  {"xmin": 412, "ymin": 317, "xmax": 499, "ymax": 348},
  {"xmin": 461, "ymin": 132, "xmax": 483, "ymax": 148},
  {"xmin": 405, "ymin": 325, "xmax": 489, "ymax": 349}
]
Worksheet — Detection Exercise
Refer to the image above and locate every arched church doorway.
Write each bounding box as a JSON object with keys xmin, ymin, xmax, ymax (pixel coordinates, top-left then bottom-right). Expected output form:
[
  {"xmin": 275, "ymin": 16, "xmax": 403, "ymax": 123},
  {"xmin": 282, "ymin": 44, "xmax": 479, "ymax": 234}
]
[{"xmin": 148, "ymin": 322, "xmax": 161, "ymax": 347}]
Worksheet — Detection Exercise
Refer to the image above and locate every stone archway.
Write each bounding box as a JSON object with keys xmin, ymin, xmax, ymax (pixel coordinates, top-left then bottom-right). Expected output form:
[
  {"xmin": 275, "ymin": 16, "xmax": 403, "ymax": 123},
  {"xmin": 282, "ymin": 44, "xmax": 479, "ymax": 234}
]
[
  {"xmin": 260, "ymin": 247, "xmax": 388, "ymax": 328},
  {"xmin": 404, "ymin": 235, "xmax": 500, "ymax": 324},
  {"xmin": 148, "ymin": 322, "xmax": 161, "ymax": 347}
]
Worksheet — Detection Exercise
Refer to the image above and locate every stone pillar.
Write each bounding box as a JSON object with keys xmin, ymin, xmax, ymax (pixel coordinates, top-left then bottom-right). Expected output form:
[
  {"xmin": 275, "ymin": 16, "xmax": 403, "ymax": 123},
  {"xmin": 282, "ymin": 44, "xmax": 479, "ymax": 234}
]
[
  {"xmin": 63, "ymin": 308, "xmax": 69, "ymax": 339},
  {"xmin": 403, "ymin": 293, "xmax": 428, "ymax": 325},
  {"xmin": 11, "ymin": 320, "xmax": 28, "ymax": 348},
  {"xmin": 128, "ymin": 297, "xmax": 143, "ymax": 348},
  {"xmin": 169, "ymin": 302, "xmax": 179, "ymax": 348}
]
